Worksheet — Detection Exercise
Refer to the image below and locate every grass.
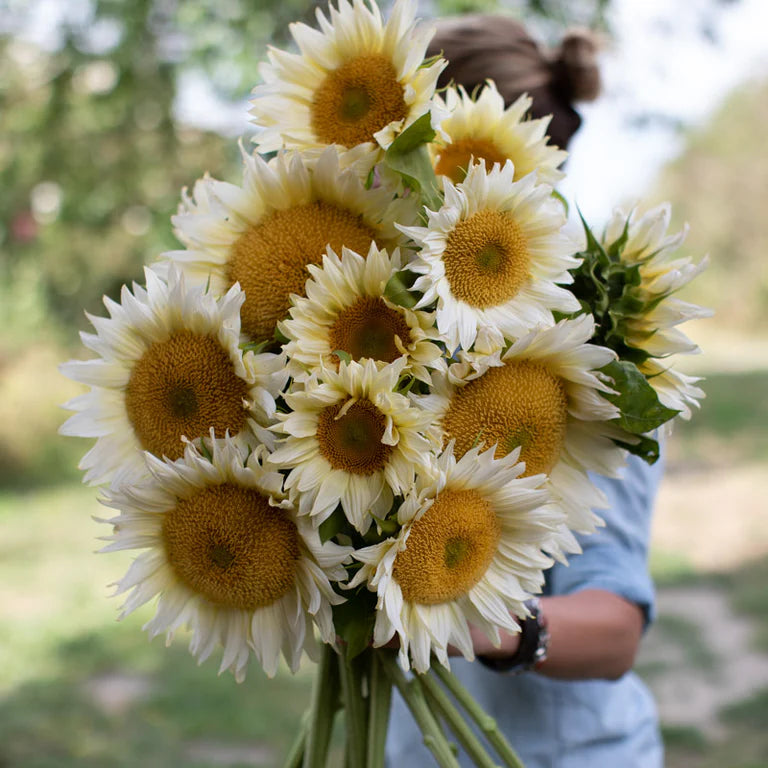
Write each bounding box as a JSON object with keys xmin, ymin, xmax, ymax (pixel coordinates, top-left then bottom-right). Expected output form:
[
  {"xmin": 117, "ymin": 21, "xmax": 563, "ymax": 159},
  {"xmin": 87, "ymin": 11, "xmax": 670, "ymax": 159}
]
[
  {"xmin": 0, "ymin": 483, "xmax": 315, "ymax": 768},
  {"xmin": 666, "ymin": 369, "xmax": 768, "ymax": 467},
  {"xmin": 3, "ymin": 352, "xmax": 767, "ymax": 766}
]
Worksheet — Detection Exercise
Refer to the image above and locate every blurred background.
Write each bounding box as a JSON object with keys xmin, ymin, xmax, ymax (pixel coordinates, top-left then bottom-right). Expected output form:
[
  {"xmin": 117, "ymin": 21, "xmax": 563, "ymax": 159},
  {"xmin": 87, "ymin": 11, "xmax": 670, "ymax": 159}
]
[{"xmin": 1, "ymin": 0, "xmax": 766, "ymax": 765}]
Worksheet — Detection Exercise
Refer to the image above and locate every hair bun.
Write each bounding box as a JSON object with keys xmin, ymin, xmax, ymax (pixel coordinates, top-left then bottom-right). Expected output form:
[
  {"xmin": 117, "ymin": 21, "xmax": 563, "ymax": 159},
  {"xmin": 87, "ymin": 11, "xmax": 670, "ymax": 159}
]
[{"xmin": 553, "ymin": 28, "xmax": 601, "ymax": 102}]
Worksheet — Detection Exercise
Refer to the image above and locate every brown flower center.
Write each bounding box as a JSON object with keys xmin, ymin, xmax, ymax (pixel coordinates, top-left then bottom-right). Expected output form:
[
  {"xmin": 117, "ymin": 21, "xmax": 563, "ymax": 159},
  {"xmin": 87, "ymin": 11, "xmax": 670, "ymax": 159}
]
[
  {"xmin": 434, "ymin": 138, "xmax": 509, "ymax": 183},
  {"xmin": 310, "ymin": 54, "xmax": 408, "ymax": 148},
  {"xmin": 442, "ymin": 360, "xmax": 568, "ymax": 476},
  {"xmin": 442, "ymin": 210, "xmax": 530, "ymax": 308},
  {"xmin": 163, "ymin": 483, "xmax": 300, "ymax": 611},
  {"xmin": 316, "ymin": 398, "xmax": 392, "ymax": 475},
  {"xmin": 393, "ymin": 489, "xmax": 500, "ymax": 604},
  {"xmin": 229, "ymin": 201, "xmax": 377, "ymax": 342},
  {"xmin": 125, "ymin": 331, "xmax": 250, "ymax": 460},
  {"xmin": 328, "ymin": 296, "xmax": 411, "ymax": 364}
]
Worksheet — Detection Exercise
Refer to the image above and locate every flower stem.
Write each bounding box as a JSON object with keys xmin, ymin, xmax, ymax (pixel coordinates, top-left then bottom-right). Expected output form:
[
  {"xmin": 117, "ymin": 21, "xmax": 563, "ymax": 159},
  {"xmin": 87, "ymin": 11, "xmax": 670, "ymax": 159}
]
[
  {"xmin": 417, "ymin": 671, "xmax": 500, "ymax": 768},
  {"xmin": 303, "ymin": 644, "xmax": 340, "ymax": 768},
  {"xmin": 431, "ymin": 663, "xmax": 525, "ymax": 768},
  {"xmin": 366, "ymin": 651, "xmax": 393, "ymax": 768},
  {"xmin": 339, "ymin": 648, "xmax": 370, "ymax": 768},
  {"xmin": 282, "ymin": 710, "xmax": 309, "ymax": 768},
  {"xmin": 378, "ymin": 651, "xmax": 461, "ymax": 768}
]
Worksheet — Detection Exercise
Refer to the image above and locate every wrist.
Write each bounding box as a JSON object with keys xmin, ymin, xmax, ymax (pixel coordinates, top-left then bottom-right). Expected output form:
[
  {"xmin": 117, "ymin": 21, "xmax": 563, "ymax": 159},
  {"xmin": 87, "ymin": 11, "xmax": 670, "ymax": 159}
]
[{"xmin": 477, "ymin": 598, "xmax": 550, "ymax": 674}]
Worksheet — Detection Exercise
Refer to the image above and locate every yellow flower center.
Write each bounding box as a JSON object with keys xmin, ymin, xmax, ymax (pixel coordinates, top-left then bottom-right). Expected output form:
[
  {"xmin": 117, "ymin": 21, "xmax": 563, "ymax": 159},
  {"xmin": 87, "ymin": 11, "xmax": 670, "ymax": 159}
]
[
  {"xmin": 125, "ymin": 331, "xmax": 250, "ymax": 461},
  {"xmin": 434, "ymin": 138, "xmax": 509, "ymax": 183},
  {"xmin": 229, "ymin": 202, "xmax": 378, "ymax": 341},
  {"xmin": 393, "ymin": 489, "xmax": 500, "ymax": 604},
  {"xmin": 442, "ymin": 360, "xmax": 568, "ymax": 476},
  {"xmin": 316, "ymin": 398, "xmax": 392, "ymax": 475},
  {"xmin": 442, "ymin": 210, "xmax": 530, "ymax": 308},
  {"xmin": 328, "ymin": 296, "xmax": 412, "ymax": 364},
  {"xmin": 162, "ymin": 483, "xmax": 300, "ymax": 611},
  {"xmin": 310, "ymin": 55, "xmax": 408, "ymax": 148}
]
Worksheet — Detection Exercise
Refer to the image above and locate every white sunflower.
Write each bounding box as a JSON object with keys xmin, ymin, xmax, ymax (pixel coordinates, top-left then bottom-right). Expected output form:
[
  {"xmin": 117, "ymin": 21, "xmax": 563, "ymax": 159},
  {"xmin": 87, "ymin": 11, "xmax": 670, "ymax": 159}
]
[
  {"xmin": 157, "ymin": 145, "xmax": 416, "ymax": 344},
  {"xmin": 59, "ymin": 267, "xmax": 286, "ymax": 487},
  {"xmin": 280, "ymin": 243, "xmax": 446, "ymax": 384},
  {"xmin": 415, "ymin": 315, "xmax": 626, "ymax": 560},
  {"xmin": 401, "ymin": 160, "xmax": 581, "ymax": 352},
  {"xmin": 348, "ymin": 443, "xmax": 560, "ymax": 673},
  {"xmin": 250, "ymin": 0, "xmax": 444, "ymax": 161},
  {"xmin": 602, "ymin": 203, "xmax": 712, "ymax": 419},
  {"xmin": 430, "ymin": 81, "xmax": 567, "ymax": 186},
  {"xmin": 99, "ymin": 436, "xmax": 350, "ymax": 680},
  {"xmin": 269, "ymin": 357, "xmax": 436, "ymax": 534}
]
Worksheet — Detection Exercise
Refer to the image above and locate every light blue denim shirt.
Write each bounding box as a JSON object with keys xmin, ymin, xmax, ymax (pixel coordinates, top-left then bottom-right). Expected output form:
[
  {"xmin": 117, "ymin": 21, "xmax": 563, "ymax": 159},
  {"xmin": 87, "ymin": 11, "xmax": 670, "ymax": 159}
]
[{"xmin": 386, "ymin": 453, "xmax": 665, "ymax": 768}]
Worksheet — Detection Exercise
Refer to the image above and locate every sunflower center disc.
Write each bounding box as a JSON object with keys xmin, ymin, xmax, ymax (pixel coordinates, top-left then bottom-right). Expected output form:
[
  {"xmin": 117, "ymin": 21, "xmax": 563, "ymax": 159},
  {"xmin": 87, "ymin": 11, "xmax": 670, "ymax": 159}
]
[
  {"xmin": 328, "ymin": 296, "xmax": 411, "ymax": 363},
  {"xmin": 162, "ymin": 483, "xmax": 300, "ymax": 611},
  {"xmin": 442, "ymin": 360, "xmax": 568, "ymax": 476},
  {"xmin": 393, "ymin": 489, "xmax": 501, "ymax": 604},
  {"xmin": 316, "ymin": 399, "xmax": 392, "ymax": 475},
  {"xmin": 125, "ymin": 331, "xmax": 250, "ymax": 461},
  {"xmin": 434, "ymin": 138, "xmax": 508, "ymax": 183},
  {"xmin": 442, "ymin": 209, "xmax": 530, "ymax": 308},
  {"xmin": 310, "ymin": 54, "xmax": 408, "ymax": 147},
  {"xmin": 229, "ymin": 201, "xmax": 377, "ymax": 342}
]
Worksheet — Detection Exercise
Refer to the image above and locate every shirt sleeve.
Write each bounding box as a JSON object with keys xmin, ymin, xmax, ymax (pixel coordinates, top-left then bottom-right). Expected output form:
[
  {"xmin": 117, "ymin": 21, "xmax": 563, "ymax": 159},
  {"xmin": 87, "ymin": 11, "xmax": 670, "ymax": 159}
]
[{"xmin": 545, "ymin": 452, "xmax": 664, "ymax": 626}]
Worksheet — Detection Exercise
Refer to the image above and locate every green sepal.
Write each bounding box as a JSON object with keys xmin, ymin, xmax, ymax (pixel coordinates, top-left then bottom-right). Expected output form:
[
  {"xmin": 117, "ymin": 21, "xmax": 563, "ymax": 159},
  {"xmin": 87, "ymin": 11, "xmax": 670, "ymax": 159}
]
[
  {"xmin": 570, "ymin": 213, "xmax": 664, "ymax": 367},
  {"xmin": 333, "ymin": 349, "xmax": 352, "ymax": 364},
  {"xmin": 332, "ymin": 588, "xmax": 378, "ymax": 660},
  {"xmin": 601, "ymin": 360, "xmax": 679, "ymax": 434},
  {"xmin": 612, "ymin": 433, "xmax": 661, "ymax": 465},
  {"xmin": 239, "ymin": 338, "xmax": 273, "ymax": 355},
  {"xmin": 384, "ymin": 269, "xmax": 419, "ymax": 309},
  {"xmin": 383, "ymin": 113, "xmax": 442, "ymax": 214},
  {"xmin": 274, "ymin": 325, "xmax": 289, "ymax": 345},
  {"xmin": 552, "ymin": 189, "xmax": 569, "ymax": 215}
]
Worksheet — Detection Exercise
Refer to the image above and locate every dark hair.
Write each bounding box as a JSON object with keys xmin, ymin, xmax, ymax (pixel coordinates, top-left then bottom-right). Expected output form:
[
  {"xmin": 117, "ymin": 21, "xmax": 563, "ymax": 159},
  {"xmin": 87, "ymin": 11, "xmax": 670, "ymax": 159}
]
[{"xmin": 427, "ymin": 15, "xmax": 601, "ymax": 149}]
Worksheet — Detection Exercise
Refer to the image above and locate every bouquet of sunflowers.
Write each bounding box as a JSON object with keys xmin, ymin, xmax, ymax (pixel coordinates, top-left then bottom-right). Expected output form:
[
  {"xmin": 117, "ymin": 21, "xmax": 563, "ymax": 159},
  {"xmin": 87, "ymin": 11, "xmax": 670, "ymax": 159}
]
[{"xmin": 60, "ymin": 0, "xmax": 710, "ymax": 765}]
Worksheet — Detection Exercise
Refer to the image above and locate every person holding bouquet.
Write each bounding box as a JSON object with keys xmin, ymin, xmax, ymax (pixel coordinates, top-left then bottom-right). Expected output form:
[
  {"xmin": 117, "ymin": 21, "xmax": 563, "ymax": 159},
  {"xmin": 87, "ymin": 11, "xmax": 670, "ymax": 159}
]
[{"xmin": 386, "ymin": 16, "xmax": 665, "ymax": 768}]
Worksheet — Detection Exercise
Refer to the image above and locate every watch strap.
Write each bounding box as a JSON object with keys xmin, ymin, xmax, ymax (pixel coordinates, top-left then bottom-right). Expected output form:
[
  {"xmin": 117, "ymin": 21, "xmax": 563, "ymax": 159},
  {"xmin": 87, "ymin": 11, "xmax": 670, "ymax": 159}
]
[{"xmin": 477, "ymin": 598, "xmax": 549, "ymax": 674}]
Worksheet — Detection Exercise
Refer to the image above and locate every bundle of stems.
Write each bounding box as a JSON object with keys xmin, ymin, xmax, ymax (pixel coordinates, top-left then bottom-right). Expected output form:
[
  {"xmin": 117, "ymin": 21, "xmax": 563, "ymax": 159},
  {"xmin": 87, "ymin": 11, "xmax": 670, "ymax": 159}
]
[{"xmin": 284, "ymin": 646, "xmax": 526, "ymax": 768}]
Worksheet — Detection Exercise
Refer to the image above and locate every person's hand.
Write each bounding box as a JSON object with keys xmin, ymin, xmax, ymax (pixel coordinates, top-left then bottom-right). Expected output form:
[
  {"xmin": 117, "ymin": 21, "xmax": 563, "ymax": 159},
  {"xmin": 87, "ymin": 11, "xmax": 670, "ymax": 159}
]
[
  {"xmin": 377, "ymin": 624, "xmax": 522, "ymax": 660},
  {"xmin": 464, "ymin": 624, "xmax": 521, "ymax": 659}
]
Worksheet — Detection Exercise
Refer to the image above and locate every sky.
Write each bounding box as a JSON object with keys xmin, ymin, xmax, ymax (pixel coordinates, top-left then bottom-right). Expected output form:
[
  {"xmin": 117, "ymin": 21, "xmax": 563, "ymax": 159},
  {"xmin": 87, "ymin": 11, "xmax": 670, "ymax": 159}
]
[{"xmin": 560, "ymin": 0, "xmax": 768, "ymax": 222}]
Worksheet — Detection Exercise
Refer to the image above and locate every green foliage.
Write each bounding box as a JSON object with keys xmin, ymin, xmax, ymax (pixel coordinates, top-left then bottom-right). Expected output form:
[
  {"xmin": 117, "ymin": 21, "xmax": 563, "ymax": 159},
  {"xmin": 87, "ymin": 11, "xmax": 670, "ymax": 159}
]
[
  {"xmin": 382, "ymin": 113, "xmax": 442, "ymax": 215},
  {"xmin": 570, "ymin": 214, "xmax": 683, "ymax": 462},
  {"xmin": 0, "ymin": 6, "xmax": 238, "ymax": 346},
  {"xmin": 572, "ymin": 213, "xmax": 657, "ymax": 365},
  {"xmin": 384, "ymin": 269, "xmax": 420, "ymax": 309},
  {"xmin": 655, "ymin": 77, "xmax": 768, "ymax": 334},
  {"xmin": 600, "ymin": 359, "xmax": 679, "ymax": 463},
  {"xmin": 332, "ymin": 589, "xmax": 378, "ymax": 660}
]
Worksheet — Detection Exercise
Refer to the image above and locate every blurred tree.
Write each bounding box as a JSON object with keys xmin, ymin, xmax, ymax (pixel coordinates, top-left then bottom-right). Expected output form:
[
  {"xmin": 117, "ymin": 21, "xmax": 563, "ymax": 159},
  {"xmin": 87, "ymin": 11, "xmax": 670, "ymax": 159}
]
[
  {"xmin": 2, "ymin": 0, "xmax": 731, "ymax": 347},
  {"xmin": 656, "ymin": 78, "xmax": 768, "ymax": 334}
]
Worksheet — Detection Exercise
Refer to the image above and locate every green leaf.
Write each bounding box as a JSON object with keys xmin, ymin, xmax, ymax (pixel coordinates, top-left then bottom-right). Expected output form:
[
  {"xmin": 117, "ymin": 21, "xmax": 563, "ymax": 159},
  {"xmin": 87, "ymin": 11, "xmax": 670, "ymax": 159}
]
[
  {"xmin": 318, "ymin": 507, "xmax": 348, "ymax": 544},
  {"xmin": 601, "ymin": 360, "xmax": 679, "ymax": 434},
  {"xmin": 332, "ymin": 590, "xmax": 377, "ymax": 660},
  {"xmin": 383, "ymin": 113, "xmax": 441, "ymax": 213},
  {"xmin": 384, "ymin": 269, "xmax": 419, "ymax": 308}
]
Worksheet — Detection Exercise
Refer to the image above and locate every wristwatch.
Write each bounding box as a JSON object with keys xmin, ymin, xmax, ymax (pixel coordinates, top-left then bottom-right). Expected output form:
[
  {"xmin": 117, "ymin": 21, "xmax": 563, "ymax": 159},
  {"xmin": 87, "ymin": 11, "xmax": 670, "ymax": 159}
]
[{"xmin": 477, "ymin": 598, "xmax": 550, "ymax": 674}]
